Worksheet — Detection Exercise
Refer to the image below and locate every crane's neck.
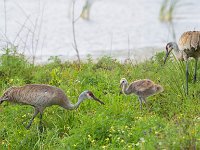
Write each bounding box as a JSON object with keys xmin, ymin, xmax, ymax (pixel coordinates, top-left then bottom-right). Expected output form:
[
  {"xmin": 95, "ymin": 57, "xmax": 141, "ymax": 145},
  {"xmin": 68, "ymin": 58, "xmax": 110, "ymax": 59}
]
[
  {"xmin": 172, "ymin": 42, "xmax": 183, "ymax": 60},
  {"xmin": 64, "ymin": 92, "xmax": 86, "ymax": 110},
  {"xmin": 121, "ymin": 82, "xmax": 131, "ymax": 95},
  {"xmin": 173, "ymin": 43, "xmax": 180, "ymax": 54}
]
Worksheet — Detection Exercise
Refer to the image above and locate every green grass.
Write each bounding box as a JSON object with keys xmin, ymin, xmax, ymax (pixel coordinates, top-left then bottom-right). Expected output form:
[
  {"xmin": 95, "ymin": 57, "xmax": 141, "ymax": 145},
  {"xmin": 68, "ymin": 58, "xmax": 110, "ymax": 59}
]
[{"xmin": 0, "ymin": 49, "xmax": 199, "ymax": 149}]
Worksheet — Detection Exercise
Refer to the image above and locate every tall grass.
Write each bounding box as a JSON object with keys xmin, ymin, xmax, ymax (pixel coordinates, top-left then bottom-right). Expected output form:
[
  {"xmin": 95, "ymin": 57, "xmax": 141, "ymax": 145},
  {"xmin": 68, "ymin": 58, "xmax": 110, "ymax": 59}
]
[
  {"xmin": 159, "ymin": 0, "xmax": 179, "ymax": 22},
  {"xmin": 0, "ymin": 49, "xmax": 199, "ymax": 149}
]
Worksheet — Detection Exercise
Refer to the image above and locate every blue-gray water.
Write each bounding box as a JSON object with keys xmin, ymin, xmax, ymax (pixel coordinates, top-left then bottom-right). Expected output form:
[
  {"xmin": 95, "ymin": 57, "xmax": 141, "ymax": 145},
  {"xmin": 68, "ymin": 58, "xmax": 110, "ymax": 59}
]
[{"xmin": 0, "ymin": 0, "xmax": 200, "ymax": 63}]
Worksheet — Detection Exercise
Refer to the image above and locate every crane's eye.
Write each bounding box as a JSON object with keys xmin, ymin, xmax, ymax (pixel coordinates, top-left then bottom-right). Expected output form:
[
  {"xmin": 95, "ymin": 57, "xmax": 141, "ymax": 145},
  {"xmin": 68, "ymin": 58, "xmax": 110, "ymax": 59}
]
[
  {"xmin": 87, "ymin": 91, "xmax": 94, "ymax": 97},
  {"xmin": 166, "ymin": 45, "xmax": 168, "ymax": 51},
  {"xmin": 167, "ymin": 43, "xmax": 173, "ymax": 49}
]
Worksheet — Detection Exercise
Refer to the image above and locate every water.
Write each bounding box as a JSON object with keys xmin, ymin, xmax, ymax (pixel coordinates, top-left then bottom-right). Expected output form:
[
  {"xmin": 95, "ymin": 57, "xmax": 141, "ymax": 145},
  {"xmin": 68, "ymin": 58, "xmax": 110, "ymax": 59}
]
[{"xmin": 0, "ymin": 0, "xmax": 200, "ymax": 63}]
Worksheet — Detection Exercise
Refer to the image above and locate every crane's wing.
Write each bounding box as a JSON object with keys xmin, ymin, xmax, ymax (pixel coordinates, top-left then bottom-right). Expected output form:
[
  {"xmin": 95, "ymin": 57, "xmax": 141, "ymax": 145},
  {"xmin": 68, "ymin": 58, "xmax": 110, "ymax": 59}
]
[
  {"xmin": 190, "ymin": 31, "xmax": 200, "ymax": 50},
  {"xmin": 179, "ymin": 31, "xmax": 200, "ymax": 51},
  {"xmin": 131, "ymin": 79, "xmax": 154, "ymax": 92},
  {"xmin": 179, "ymin": 31, "xmax": 192, "ymax": 51}
]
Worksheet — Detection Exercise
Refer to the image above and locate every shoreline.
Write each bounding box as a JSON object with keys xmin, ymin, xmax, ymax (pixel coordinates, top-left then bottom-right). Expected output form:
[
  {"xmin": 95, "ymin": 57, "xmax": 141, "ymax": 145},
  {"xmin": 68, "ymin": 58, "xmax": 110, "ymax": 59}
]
[{"xmin": 26, "ymin": 46, "xmax": 164, "ymax": 64}]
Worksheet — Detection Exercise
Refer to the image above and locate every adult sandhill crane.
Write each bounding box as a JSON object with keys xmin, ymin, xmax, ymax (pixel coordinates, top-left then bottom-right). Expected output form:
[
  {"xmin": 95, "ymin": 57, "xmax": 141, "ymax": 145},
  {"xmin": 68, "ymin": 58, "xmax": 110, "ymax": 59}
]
[
  {"xmin": 0, "ymin": 84, "xmax": 104, "ymax": 129},
  {"xmin": 120, "ymin": 78, "xmax": 163, "ymax": 110},
  {"xmin": 164, "ymin": 31, "xmax": 200, "ymax": 95}
]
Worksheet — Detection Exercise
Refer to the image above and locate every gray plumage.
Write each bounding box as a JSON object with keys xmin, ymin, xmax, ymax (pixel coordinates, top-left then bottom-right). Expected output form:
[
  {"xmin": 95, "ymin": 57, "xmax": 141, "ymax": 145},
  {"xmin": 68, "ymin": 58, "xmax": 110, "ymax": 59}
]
[
  {"xmin": 120, "ymin": 78, "xmax": 163, "ymax": 110},
  {"xmin": 0, "ymin": 84, "xmax": 104, "ymax": 129},
  {"xmin": 164, "ymin": 31, "xmax": 200, "ymax": 95}
]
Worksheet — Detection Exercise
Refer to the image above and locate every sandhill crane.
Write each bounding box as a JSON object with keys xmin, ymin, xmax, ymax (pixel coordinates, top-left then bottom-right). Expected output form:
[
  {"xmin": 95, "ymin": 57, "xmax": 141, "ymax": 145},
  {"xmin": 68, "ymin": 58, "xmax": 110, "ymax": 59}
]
[
  {"xmin": 120, "ymin": 78, "xmax": 163, "ymax": 110},
  {"xmin": 0, "ymin": 84, "xmax": 104, "ymax": 129},
  {"xmin": 164, "ymin": 31, "xmax": 200, "ymax": 95}
]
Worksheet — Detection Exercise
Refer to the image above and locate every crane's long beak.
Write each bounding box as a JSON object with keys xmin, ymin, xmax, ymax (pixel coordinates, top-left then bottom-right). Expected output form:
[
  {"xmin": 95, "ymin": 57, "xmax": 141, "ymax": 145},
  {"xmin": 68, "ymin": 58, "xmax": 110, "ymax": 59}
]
[
  {"xmin": 119, "ymin": 82, "xmax": 124, "ymax": 94},
  {"xmin": 119, "ymin": 82, "xmax": 122, "ymax": 88},
  {"xmin": 93, "ymin": 96, "xmax": 105, "ymax": 105},
  {"xmin": 164, "ymin": 51, "xmax": 169, "ymax": 64},
  {"xmin": 0, "ymin": 97, "xmax": 8, "ymax": 103},
  {"xmin": 0, "ymin": 98, "xmax": 2, "ymax": 104}
]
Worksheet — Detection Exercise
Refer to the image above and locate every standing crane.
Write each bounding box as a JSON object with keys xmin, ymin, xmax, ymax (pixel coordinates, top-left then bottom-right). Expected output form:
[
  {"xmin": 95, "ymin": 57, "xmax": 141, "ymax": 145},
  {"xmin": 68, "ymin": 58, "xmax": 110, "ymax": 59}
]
[
  {"xmin": 164, "ymin": 31, "xmax": 200, "ymax": 95},
  {"xmin": 0, "ymin": 84, "xmax": 104, "ymax": 129},
  {"xmin": 120, "ymin": 78, "xmax": 163, "ymax": 110}
]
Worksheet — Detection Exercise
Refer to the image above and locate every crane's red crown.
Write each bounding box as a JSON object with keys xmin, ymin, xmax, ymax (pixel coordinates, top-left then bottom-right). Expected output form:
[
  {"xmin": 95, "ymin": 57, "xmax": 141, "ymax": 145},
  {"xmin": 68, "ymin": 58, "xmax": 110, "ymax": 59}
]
[{"xmin": 87, "ymin": 91, "xmax": 94, "ymax": 97}]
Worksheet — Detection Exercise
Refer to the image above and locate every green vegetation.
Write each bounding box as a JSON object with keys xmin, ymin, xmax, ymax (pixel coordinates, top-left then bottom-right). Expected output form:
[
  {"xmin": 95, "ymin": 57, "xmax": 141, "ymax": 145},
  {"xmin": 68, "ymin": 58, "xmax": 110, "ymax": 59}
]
[{"xmin": 0, "ymin": 48, "xmax": 199, "ymax": 149}]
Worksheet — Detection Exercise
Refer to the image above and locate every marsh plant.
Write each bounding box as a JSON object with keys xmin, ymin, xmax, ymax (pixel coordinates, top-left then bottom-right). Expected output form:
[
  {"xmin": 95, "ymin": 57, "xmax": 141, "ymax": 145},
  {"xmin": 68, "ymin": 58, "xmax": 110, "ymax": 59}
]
[
  {"xmin": 0, "ymin": 48, "xmax": 199, "ymax": 149},
  {"xmin": 159, "ymin": 0, "xmax": 180, "ymax": 22}
]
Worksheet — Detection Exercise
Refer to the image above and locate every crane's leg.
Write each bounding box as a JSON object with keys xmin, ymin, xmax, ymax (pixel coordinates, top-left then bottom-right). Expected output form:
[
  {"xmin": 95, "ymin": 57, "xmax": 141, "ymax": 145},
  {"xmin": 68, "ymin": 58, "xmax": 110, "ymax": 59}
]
[
  {"xmin": 142, "ymin": 98, "xmax": 149, "ymax": 109},
  {"xmin": 38, "ymin": 112, "xmax": 44, "ymax": 133},
  {"xmin": 37, "ymin": 107, "xmax": 45, "ymax": 133},
  {"xmin": 193, "ymin": 59, "xmax": 198, "ymax": 83},
  {"xmin": 39, "ymin": 113, "xmax": 42, "ymax": 126},
  {"xmin": 26, "ymin": 108, "xmax": 39, "ymax": 129},
  {"xmin": 186, "ymin": 60, "xmax": 189, "ymax": 95},
  {"xmin": 138, "ymin": 97, "xmax": 143, "ymax": 110}
]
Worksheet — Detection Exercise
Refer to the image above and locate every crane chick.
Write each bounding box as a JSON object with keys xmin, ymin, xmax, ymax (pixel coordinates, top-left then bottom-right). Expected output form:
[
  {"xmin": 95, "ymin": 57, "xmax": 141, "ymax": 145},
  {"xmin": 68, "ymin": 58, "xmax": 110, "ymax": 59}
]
[
  {"xmin": 120, "ymin": 78, "xmax": 163, "ymax": 110},
  {"xmin": 0, "ymin": 84, "xmax": 104, "ymax": 129}
]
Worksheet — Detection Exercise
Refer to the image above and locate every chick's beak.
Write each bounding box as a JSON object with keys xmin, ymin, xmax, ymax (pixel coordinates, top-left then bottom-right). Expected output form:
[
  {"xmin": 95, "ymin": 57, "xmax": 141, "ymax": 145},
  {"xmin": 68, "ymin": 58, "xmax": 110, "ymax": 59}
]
[
  {"xmin": 119, "ymin": 82, "xmax": 123, "ymax": 88},
  {"xmin": 93, "ymin": 96, "xmax": 105, "ymax": 105},
  {"xmin": 119, "ymin": 82, "xmax": 124, "ymax": 94}
]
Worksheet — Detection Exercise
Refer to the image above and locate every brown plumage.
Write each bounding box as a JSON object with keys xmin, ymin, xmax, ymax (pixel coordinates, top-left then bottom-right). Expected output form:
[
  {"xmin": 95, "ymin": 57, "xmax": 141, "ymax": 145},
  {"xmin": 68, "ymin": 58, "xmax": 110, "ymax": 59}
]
[
  {"xmin": 164, "ymin": 31, "xmax": 200, "ymax": 95},
  {"xmin": 120, "ymin": 78, "xmax": 163, "ymax": 110},
  {"xmin": 0, "ymin": 84, "xmax": 104, "ymax": 129}
]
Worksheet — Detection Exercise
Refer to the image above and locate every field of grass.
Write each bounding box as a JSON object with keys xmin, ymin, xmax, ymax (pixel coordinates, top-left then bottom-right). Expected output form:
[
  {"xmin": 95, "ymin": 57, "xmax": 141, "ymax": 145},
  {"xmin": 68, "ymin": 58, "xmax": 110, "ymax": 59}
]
[{"xmin": 0, "ymin": 49, "xmax": 199, "ymax": 149}]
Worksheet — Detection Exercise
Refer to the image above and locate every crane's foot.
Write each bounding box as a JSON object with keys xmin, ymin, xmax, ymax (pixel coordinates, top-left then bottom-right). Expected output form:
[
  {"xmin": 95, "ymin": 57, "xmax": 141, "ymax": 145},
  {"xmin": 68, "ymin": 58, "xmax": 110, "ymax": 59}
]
[
  {"xmin": 185, "ymin": 89, "xmax": 189, "ymax": 96},
  {"xmin": 38, "ymin": 125, "xmax": 44, "ymax": 133},
  {"xmin": 38, "ymin": 121, "xmax": 45, "ymax": 133},
  {"xmin": 25, "ymin": 121, "xmax": 32, "ymax": 129},
  {"xmin": 26, "ymin": 125, "xmax": 31, "ymax": 130},
  {"xmin": 193, "ymin": 76, "xmax": 197, "ymax": 83},
  {"xmin": 140, "ymin": 105, "xmax": 143, "ymax": 111}
]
